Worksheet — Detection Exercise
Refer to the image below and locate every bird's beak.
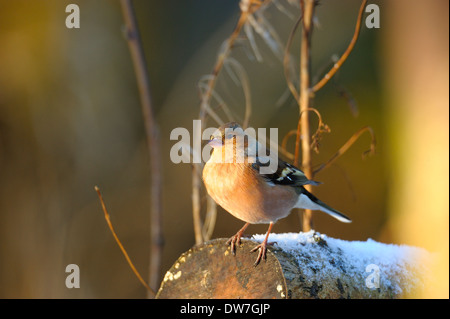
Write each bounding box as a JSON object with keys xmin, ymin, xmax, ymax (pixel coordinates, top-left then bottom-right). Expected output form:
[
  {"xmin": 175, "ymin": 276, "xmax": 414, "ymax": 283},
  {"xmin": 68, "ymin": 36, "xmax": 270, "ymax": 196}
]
[{"xmin": 207, "ymin": 136, "xmax": 223, "ymax": 148}]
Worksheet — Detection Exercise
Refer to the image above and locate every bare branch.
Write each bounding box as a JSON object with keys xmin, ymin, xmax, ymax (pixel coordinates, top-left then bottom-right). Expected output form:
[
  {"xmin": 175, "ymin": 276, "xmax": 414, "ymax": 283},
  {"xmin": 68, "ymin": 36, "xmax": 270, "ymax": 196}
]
[
  {"xmin": 95, "ymin": 186, "xmax": 155, "ymax": 297},
  {"xmin": 119, "ymin": 0, "xmax": 163, "ymax": 294},
  {"xmin": 298, "ymin": 0, "xmax": 316, "ymax": 231},
  {"xmin": 311, "ymin": 0, "xmax": 367, "ymax": 92}
]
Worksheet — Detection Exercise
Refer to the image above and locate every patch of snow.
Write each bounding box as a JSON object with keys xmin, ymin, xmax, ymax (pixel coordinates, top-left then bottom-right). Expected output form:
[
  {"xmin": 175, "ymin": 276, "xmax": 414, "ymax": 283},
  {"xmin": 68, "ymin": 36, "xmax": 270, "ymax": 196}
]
[{"xmin": 252, "ymin": 230, "xmax": 432, "ymax": 296}]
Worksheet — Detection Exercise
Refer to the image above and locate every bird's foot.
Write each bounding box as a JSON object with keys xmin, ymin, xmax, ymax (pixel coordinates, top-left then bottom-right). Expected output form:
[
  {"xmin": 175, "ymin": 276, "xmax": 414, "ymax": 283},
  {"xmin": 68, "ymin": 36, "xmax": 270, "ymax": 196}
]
[
  {"xmin": 226, "ymin": 233, "xmax": 243, "ymax": 255},
  {"xmin": 251, "ymin": 242, "xmax": 267, "ymax": 266},
  {"xmin": 250, "ymin": 240, "xmax": 277, "ymax": 266},
  {"xmin": 226, "ymin": 223, "xmax": 250, "ymax": 255}
]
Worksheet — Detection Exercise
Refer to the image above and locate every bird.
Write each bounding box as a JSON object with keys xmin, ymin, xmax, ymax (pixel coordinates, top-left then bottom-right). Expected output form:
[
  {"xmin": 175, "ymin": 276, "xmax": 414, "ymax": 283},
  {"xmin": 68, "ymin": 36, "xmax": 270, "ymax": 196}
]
[{"xmin": 202, "ymin": 122, "xmax": 351, "ymax": 266}]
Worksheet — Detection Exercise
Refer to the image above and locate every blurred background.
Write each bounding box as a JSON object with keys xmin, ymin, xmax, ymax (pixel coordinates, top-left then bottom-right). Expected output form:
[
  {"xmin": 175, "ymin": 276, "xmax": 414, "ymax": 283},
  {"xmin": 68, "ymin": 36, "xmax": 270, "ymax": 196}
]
[{"xmin": 0, "ymin": 0, "xmax": 447, "ymax": 298}]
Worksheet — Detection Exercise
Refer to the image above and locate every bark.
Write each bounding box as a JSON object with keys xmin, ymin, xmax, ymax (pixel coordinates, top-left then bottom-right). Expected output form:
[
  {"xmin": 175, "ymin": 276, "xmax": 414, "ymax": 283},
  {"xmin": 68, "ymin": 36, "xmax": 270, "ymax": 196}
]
[{"xmin": 156, "ymin": 237, "xmax": 426, "ymax": 299}]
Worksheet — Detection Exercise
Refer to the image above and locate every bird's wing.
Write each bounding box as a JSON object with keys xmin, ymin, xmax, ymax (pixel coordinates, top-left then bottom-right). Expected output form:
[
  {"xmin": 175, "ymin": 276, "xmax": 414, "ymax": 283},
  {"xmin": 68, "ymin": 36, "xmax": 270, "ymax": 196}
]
[{"xmin": 252, "ymin": 158, "xmax": 320, "ymax": 187}]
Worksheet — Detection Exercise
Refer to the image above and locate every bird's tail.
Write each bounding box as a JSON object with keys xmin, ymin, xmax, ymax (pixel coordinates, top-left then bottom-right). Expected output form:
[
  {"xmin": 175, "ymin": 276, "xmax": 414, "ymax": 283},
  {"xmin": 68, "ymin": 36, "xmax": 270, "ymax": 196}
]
[{"xmin": 297, "ymin": 188, "xmax": 352, "ymax": 223}]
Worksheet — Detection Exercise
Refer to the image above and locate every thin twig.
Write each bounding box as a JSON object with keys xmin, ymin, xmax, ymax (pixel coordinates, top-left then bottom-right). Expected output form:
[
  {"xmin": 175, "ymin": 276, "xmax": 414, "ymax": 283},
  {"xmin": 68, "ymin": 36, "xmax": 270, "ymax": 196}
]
[
  {"xmin": 94, "ymin": 186, "xmax": 156, "ymax": 297},
  {"xmin": 281, "ymin": 129, "xmax": 298, "ymax": 154},
  {"xmin": 283, "ymin": 11, "xmax": 303, "ymax": 102},
  {"xmin": 120, "ymin": 0, "xmax": 163, "ymax": 294},
  {"xmin": 292, "ymin": 107, "xmax": 329, "ymax": 161},
  {"xmin": 313, "ymin": 126, "xmax": 376, "ymax": 176},
  {"xmin": 311, "ymin": 0, "xmax": 367, "ymax": 92},
  {"xmin": 224, "ymin": 58, "xmax": 252, "ymax": 129},
  {"xmin": 198, "ymin": 80, "xmax": 234, "ymax": 122},
  {"xmin": 309, "ymin": 108, "xmax": 331, "ymax": 154},
  {"xmin": 202, "ymin": 196, "xmax": 217, "ymax": 241},
  {"xmin": 192, "ymin": 164, "xmax": 204, "ymax": 245},
  {"xmin": 199, "ymin": 6, "xmax": 253, "ymax": 122},
  {"xmin": 336, "ymin": 83, "xmax": 359, "ymax": 117},
  {"xmin": 293, "ymin": 116, "xmax": 302, "ymax": 167}
]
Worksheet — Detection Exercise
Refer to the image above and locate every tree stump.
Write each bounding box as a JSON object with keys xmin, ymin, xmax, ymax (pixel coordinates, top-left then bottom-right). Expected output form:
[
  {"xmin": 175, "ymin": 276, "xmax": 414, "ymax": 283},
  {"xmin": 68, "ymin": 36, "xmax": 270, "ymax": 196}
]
[{"xmin": 156, "ymin": 232, "xmax": 431, "ymax": 299}]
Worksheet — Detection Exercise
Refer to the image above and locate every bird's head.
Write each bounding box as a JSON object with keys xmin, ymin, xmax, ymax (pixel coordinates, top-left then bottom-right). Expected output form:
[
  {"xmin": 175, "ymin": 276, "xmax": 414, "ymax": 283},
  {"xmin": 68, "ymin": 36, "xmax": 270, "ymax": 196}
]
[
  {"xmin": 208, "ymin": 122, "xmax": 244, "ymax": 149},
  {"xmin": 207, "ymin": 122, "xmax": 251, "ymax": 163}
]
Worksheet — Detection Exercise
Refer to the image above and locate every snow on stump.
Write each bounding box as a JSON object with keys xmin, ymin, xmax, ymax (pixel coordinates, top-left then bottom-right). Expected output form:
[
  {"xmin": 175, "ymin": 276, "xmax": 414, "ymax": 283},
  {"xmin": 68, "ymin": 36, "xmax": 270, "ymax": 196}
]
[{"xmin": 156, "ymin": 231, "xmax": 430, "ymax": 299}]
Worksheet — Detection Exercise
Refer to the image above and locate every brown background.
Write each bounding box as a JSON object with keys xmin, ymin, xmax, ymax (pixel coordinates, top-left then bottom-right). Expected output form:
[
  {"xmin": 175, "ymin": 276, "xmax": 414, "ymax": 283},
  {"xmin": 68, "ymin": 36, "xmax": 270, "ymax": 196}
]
[{"xmin": 0, "ymin": 0, "xmax": 448, "ymax": 298}]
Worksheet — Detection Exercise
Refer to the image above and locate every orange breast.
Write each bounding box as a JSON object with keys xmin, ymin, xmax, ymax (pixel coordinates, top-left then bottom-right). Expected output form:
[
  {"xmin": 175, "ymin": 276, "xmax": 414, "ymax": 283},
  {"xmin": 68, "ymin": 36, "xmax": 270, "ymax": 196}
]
[{"xmin": 202, "ymin": 162, "xmax": 298, "ymax": 224}]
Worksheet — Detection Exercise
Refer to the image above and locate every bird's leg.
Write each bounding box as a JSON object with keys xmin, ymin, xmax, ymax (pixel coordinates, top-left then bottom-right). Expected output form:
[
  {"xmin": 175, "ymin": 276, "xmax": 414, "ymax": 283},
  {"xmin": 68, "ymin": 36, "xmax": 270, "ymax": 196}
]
[
  {"xmin": 251, "ymin": 222, "xmax": 274, "ymax": 266},
  {"xmin": 226, "ymin": 222, "xmax": 250, "ymax": 255}
]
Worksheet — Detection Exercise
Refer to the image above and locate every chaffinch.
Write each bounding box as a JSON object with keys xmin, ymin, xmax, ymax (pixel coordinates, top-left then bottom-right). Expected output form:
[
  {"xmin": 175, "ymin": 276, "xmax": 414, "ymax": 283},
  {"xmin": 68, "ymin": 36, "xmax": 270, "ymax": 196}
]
[{"xmin": 202, "ymin": 122, "xmax": 351, "ymax": 266}]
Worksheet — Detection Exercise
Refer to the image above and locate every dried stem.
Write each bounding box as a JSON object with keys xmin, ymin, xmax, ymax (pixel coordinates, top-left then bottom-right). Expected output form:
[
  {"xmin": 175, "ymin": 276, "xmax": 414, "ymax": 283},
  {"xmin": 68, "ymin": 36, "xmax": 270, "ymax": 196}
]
[
  {"xmin": 224, "ymin": 58, "xmax": 252, "ymax": 129},
  {"xmin": 95, "ymin": 186, "xmax": 155, "ymax": 297},
  {"xmin": 313, "ymin": 126, "xmax": 376, "ymax": 176},
  {"xmin": 296, "ymin": 0, "xmax": 315, "ymax": 232},
  {"xmin": 199, "ymin": 1, "xmax": 261, "ymax": 122},
  {"xmin": 202, "ymin": 196, "xmax": 217, "ymax": 241},
  {"xmin": 281, "ymin": 129, "xmax": 298, "ymax": 153},
  {"xmin": 311, "ymin": 0, "xmax": 367, "ymax": 92},
  {"xmin": 120, "ymin": 0, "xmax": 163, "ymax": 294},
  {"xmin": 192, "ymin": 164, "xmax": 204, "ymax": 245},
  {"xmin": 283, "ymin": 11, "xmax": 303, "ymax": 101},
  {"xmin": 294, "ymin": 0, "xmax": 368, "ymax": 231}
]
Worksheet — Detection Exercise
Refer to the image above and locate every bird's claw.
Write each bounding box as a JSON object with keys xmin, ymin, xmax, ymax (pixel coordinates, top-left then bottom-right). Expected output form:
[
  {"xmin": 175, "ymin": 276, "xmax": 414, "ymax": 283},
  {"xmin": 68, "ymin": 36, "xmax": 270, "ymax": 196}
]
[
  {"xmin": 251, "ymin": 241, "xmax": 276, "ymax": 266},
  {"xmin": 251, "ymin": 243, "xmax": 266, "ymax": 266},
  {"xmin": 226, "ymin": 234, "xmax": 242, "ymax": 255}
]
